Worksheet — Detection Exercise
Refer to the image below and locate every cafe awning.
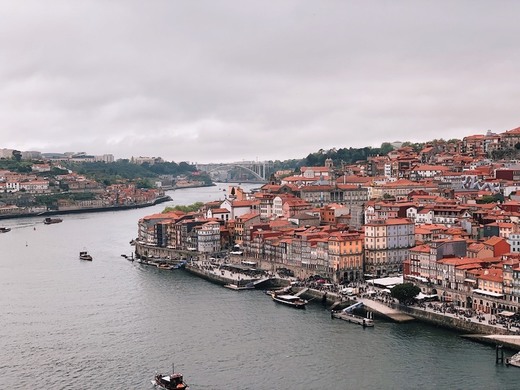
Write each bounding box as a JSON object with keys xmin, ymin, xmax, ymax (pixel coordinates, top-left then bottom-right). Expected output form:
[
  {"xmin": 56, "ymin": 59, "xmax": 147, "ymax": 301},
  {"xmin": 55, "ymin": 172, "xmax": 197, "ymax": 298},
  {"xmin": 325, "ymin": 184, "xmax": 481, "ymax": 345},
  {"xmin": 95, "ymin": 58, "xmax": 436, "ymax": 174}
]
[{"xmin": 472, "ymin": 289, "xmax": 504, "ymax": 298}]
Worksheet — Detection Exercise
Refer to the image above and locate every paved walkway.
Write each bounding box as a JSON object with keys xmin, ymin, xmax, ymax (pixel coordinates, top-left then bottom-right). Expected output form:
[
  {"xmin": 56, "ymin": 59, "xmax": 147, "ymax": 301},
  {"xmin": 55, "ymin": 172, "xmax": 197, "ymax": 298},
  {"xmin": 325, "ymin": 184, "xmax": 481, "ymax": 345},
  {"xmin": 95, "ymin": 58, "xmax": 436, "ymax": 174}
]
[
  {"xmin": 411, "ymin": 302, "xmax": 520, "ymax": 334},
  {"xmin": 461, "ymin": 334, "xmax": 520, "ymax": 350},
  {"xmin": 360, "ymin": 298, "xmax": 415, "ymax": 322}
]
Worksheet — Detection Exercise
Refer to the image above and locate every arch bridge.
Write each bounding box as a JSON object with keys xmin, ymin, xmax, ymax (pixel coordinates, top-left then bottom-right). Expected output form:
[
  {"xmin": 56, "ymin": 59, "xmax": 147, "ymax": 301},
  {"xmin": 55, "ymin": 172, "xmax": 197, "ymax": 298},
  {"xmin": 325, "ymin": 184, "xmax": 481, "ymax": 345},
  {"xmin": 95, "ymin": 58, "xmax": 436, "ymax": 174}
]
[{"xmin": 196, "ymin": 161, "xmax": 273, "ymax": 182}]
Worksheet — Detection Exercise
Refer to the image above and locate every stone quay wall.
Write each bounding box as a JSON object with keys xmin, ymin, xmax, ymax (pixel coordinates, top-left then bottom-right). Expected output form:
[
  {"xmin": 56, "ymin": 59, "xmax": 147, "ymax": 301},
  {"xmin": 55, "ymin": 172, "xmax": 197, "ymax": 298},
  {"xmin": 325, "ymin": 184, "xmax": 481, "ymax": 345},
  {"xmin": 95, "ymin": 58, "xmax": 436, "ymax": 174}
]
[
  {"xmin": 394, "ymin": 304, "xmax": 512, "ymax": 336},
  {"xmin": 184, "ymin": 264, "xmax": 230, "ymax": 286},
  {"xmin": 134, "ymin": 243, "xmax": 199, "ymax": 262}
]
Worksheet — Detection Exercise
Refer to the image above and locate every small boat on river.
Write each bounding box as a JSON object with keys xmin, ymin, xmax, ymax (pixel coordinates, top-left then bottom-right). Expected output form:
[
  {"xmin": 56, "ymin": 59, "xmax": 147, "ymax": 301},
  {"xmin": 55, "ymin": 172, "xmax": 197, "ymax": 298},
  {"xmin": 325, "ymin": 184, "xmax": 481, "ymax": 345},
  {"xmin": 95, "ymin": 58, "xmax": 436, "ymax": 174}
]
[
  {"xmin": 271, "ymin": 292, "xmax": 308, "ymax": 309},
  {"xmin": 79, "ymin": 251, "xmax": 93, "ymax": 261},
  {"xmin": 0, "ymin": 227, "xmax": 11, "ymax": 233},
  {"xmin": 152, "ymin": 364, "xmax": 189, "ymax": 390},
  {"xmin": 43, "ymin": 217, "xmax": 63, "ymax": 225}
]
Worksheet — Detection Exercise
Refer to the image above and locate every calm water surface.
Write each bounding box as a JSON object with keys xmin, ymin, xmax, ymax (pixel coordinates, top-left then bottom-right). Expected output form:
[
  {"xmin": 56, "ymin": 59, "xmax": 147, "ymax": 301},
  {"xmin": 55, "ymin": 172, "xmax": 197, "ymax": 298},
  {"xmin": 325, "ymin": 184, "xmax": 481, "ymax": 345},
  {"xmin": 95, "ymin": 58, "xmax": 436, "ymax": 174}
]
[{"xmin": 1, "ymin": 184, "xmax": 518, "ymax": 389}]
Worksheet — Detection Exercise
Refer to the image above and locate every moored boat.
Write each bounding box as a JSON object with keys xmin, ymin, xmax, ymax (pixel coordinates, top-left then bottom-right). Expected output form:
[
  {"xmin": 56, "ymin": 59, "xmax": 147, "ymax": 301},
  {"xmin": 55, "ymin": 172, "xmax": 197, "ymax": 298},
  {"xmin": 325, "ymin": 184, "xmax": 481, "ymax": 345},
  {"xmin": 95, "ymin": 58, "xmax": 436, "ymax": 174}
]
[
  {"xmin": 79, "ymin": 251, "xmax": 93, "ymax": 261},
  {"xmin": 271, "ymin": 292, "xmax": 308, "ymax": 309},
  {"xmin": 173, "ymin": 260, "xmax": 187, "ymax": 269},
  {"xmin": 224, "ymin": 282, "xmax": 255, "ymax": 290},
  {"xmin": 506, "ymin": 351, "xmax": 520, "ymax": 368},
  {"xmin": 43, "ymin": 217, "xmax": 63, "ymax": 225},
  {"xmin": 157, "ymin": 263, "xmax": 174, "ymax": 270},
  {"xmin": 152, "ymin": 365, "xmax": 189, "ymax": 390},
  {"xmin": 138, "ymin": 258, "xmax": 186, "ymax": 269}
]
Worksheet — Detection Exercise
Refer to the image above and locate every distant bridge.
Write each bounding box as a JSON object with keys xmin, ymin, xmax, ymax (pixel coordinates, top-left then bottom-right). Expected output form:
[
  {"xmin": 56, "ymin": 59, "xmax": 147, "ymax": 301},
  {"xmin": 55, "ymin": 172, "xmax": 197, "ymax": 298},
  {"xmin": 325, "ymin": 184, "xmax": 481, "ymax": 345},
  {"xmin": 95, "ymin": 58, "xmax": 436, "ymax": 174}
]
[{"xmin": 196, "ymin": 161, "xmax": 274, "ymax": 182}]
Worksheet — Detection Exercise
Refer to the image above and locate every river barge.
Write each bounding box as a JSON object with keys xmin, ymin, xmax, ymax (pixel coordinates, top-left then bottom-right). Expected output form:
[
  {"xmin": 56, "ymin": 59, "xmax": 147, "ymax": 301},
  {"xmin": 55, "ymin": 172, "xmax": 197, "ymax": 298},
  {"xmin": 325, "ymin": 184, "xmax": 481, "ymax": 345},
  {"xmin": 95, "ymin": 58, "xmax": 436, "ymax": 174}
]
[
  {"xmin": 271, "ymin": 293, "xmax": 308, "ymax": 309},
  {"xmin": 43, "ymin": 217, "xmax": 63, "ymax": 224}
]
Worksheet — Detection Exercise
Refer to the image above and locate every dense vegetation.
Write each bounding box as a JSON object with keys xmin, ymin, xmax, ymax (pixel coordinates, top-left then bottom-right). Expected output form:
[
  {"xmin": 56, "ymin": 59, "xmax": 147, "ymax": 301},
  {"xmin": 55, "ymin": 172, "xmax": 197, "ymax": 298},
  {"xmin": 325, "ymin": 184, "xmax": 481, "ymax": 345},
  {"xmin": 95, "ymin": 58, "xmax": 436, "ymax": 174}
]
[
  {"xmin": 34, "ymin": 192, "xmax": 97, "ymax": 208},
  {"xmin": 163, "ymin": 202, "xmax": 204, "ymax": 213},
  {"xmin": 0, "ymin": 159, "xmax": 33, "ymax": 173},
  {"xmin": 301, "ymin": 139, "xmax": 461, "ymax": 168},
  {"xmin": 64, "ymin": 161, "xmax": 211, "ymax": 186},
  {"xmin": 302, "ymin": 143, "xmax": 393, "ymax": 167}
]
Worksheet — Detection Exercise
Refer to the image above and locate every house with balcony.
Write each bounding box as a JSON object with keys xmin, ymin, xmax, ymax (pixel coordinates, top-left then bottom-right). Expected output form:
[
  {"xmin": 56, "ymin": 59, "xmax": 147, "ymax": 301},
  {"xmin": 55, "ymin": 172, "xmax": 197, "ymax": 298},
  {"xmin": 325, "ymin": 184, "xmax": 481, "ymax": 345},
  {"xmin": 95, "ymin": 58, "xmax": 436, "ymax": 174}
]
[
  {"xmin": 197, "ymin": 221, "xmax": 221, "ymax": 253},
  {"xmin": 364, "ymin": 218, "xmax": 415, "ymax": 277},
  {"xmin": 473, "ymin": 268, "xmax": 504, "ymax": 314},
  {"xmin": 328, "ymin": 232, "xmax": 364, "ymax": 283}
]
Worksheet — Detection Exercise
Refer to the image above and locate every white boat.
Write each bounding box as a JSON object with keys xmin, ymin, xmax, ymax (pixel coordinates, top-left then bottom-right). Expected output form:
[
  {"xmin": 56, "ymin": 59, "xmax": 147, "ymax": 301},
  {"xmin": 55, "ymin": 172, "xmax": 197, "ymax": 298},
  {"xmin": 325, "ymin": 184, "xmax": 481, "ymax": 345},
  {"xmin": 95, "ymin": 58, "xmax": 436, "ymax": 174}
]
[
  {"xmin": 506, "ymin": 352, "xmax": 520, "ymax": 368},
  {"xmin": 271, "ymin": 293, "xmax": 308, "ymax": 309}
]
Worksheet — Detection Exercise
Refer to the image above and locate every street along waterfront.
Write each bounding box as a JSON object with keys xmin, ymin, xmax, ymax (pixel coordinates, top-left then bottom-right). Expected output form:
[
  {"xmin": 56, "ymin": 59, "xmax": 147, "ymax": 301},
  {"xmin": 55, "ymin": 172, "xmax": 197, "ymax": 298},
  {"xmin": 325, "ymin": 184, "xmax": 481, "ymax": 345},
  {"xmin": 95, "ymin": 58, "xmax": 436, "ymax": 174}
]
[{"xmin": 0, "ymin": 184, "xmax": 518, "ymax": 389}]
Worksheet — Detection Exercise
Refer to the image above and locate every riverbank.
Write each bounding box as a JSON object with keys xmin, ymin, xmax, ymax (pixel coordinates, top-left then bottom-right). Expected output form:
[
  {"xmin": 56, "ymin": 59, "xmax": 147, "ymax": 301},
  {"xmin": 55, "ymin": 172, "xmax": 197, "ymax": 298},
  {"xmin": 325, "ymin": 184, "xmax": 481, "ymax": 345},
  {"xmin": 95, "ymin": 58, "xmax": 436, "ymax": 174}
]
[
  {"xmin": 178, "ymin": 256, "xmax": 520, "ymax": 350},
  {"xmin": 185, "ymin": 261, "xmax": 287, "ymax": 289},
  {"xmin": 133, "ymin": 234, "xmax": 520, "ymax": 347},
  {"xmin": 0, "ymin": 195, "xmax": 172, "ymax": 220}
]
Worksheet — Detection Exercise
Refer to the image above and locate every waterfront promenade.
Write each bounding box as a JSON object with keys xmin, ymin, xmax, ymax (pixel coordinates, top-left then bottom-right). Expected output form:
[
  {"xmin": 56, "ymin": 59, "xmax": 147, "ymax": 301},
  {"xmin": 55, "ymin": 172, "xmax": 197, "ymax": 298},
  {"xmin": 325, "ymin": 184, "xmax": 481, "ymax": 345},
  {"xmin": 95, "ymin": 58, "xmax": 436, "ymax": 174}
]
[{"xmin": 184, "ymin": 258, "xmax": 520, "ymax": 350}]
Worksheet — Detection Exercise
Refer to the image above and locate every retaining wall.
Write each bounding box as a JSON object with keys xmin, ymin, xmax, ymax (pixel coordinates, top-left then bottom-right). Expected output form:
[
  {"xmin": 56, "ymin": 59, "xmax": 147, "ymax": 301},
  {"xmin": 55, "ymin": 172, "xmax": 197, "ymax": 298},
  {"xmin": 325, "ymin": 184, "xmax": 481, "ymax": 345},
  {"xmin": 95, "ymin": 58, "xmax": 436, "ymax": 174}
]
[{"xmin": 395, "ymin": 304, "xmax": 512, "ymax": 335}]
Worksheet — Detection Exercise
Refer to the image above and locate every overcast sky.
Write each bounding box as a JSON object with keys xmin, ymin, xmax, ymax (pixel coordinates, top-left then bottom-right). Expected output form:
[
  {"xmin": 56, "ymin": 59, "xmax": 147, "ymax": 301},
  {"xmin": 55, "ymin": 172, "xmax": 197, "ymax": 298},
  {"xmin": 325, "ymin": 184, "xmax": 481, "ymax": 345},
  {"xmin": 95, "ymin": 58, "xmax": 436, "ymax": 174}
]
[{"xmin": 1, "ymin": 1, "xmax": 519, "ymax": 164}]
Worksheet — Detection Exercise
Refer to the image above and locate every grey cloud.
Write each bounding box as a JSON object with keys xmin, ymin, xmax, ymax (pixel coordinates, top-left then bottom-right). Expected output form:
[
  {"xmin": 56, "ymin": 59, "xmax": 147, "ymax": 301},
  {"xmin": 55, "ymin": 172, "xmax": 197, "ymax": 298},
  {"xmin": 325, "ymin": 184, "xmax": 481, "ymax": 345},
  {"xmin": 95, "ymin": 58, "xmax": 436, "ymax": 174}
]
[{"xmin": 1, "ymin": 1, "xmax": 520, "ymax": 163}]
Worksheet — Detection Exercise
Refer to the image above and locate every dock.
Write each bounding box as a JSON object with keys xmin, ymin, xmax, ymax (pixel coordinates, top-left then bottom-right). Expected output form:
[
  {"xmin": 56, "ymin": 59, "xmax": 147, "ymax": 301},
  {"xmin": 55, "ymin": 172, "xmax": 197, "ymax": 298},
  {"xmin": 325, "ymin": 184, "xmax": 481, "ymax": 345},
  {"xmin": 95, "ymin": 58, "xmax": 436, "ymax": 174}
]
[
  {"xmin": 332, "ymin": 311, "xmax": 374, "ymax": 327},
  {"xmin": 461, "ymin": 334, "xmax": 520, "ymax": 351},
  {"xmin": 332, "ymin": 302, "xmax": 375, "ymax": 327},
  {"xmin": 294, "ymin": 287, "xmax": 309, "ymax": 297},
  {"xmin": 359, "ymin": 298, "xmax": 415, "ymax": 323}
]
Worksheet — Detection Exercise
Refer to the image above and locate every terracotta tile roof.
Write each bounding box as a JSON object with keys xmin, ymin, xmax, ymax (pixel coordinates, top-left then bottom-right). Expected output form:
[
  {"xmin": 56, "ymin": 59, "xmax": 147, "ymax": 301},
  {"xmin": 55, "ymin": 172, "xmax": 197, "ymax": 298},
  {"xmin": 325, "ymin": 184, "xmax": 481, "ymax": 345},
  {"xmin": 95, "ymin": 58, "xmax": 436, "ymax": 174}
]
[
  {"xmin": 502, "ymin": 125, "xmax": 520, "ymax": 135},
  {"xmin": 484, "ymin": 236, "xmax": 507, "ymax": 247},
  {"xmin": 410, "ymin": 244, "xmax": 431, "ymax": 253},
  {"xmin": 211, "ymin": 208, "xmax": 229, "ymax": 214}
]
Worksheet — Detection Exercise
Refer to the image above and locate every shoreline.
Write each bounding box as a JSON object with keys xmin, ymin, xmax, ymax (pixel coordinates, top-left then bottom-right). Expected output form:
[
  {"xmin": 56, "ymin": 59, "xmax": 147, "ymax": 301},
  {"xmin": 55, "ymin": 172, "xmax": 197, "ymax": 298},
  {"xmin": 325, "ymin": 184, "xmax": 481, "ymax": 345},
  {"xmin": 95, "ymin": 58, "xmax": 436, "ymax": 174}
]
[
  {"xmin": 179, "ymin": 258, "xmax": 520, "ymax": 351},
  {"xmin": 0, "ymin": 195, "xmax": 172, "ymax": 220},
  {"xmin": 0, "ymin": 182, "xmax": 224, "ymax": 221}
]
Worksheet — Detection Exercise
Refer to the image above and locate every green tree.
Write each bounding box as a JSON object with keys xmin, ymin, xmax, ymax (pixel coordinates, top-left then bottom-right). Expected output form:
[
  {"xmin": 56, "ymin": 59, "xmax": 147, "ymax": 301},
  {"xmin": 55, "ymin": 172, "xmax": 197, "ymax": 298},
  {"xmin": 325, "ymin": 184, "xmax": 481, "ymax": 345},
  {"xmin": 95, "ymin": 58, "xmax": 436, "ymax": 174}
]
[
  {"xmin": 12, "ymin": 150, "xmax": 22, "ymax": 162},
  {"xmin": 163, "ymin": 202, "xmax": 204, "ymax": 213},
  {"xmin": 391, "ymin": 283, "xmax": 421, "ymax": 305},
  {"xmin": 379, "ymin": 142, "xmax": 394, "ymax": 155}
]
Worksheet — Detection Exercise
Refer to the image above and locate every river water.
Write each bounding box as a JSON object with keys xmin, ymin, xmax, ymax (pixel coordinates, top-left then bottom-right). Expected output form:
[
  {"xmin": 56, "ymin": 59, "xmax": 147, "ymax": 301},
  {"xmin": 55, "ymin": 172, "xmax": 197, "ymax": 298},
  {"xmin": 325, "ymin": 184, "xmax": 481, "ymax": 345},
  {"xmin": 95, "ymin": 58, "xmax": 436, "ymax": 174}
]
[{"xmin": 0, "ymin": 184, "xmax": 518, "ymax": 389}]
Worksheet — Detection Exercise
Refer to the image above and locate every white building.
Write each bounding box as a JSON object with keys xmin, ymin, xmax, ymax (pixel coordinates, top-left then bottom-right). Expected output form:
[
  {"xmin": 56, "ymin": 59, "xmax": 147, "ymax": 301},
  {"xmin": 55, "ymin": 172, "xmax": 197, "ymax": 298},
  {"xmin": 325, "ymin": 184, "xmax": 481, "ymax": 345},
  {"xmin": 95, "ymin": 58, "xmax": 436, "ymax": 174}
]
[
  {"xmin": 508, "ymin": 234, "xmax": 520, "ymax": 253},
  {"xmin": 364, "ymin": 218, "xmax": 415, "ymax": 277},
  {"xmin": 197, "ymin": 221, "xmax": 221, "ymax": 253}
]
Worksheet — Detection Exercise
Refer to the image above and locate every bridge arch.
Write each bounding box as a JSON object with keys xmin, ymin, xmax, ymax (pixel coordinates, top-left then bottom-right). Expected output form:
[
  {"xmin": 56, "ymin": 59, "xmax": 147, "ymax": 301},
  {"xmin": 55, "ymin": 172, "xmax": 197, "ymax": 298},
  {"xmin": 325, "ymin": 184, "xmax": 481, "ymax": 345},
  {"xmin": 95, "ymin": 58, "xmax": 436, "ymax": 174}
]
[{"xmin": 206, "ymin": 164, "xmax": 265, "ymax": 181}]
